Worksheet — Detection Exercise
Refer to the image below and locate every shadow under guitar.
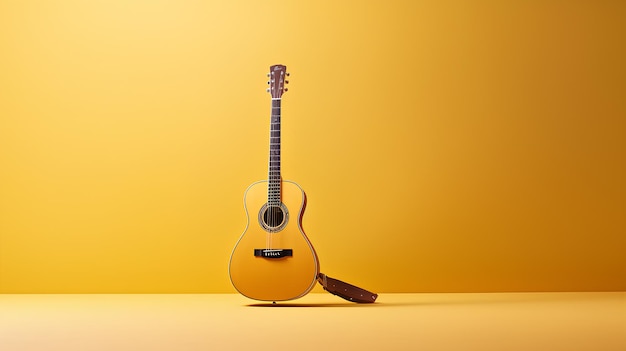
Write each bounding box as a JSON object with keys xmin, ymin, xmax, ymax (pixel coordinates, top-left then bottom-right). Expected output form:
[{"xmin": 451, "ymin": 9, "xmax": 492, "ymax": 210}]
[{"xmin": 246, "ymin": 302, "xmax": 383, "ymax": 308}]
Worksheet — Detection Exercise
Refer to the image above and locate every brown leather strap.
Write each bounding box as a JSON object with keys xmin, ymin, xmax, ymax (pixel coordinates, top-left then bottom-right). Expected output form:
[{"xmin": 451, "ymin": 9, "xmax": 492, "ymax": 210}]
[{"xmin": 317, "ymin": 273, "xmax": 378, "ymax": 303}]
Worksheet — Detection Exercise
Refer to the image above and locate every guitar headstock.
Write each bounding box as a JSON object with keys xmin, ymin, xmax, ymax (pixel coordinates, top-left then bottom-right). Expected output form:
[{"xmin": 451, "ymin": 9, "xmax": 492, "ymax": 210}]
[{"xmin": 267, "ymin": 64, "xmax": 289, "ymax": 99}]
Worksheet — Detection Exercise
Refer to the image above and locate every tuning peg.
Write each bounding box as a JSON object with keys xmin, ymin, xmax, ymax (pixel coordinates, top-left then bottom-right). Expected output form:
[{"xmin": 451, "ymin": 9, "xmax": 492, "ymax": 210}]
[
  {"xmin": 285, "ymin": 80, "xmax": 289, "ymax": 84},
  {"xmin": 286, "ymin": 72, "xmax": 290, "ymax": 77},
  {"xmin": 267, "ymin": 81, "xmax": 270, "ymax": 84},
  {"xmin": 284, "ymin": 88, "xmax": 288, "ymax": 92},
  {"xmin": 266, "ymin": 88, "xmax": 270, "ymax": 93},
  {"xmin": 267, "ymin": 73, "xmax": 270, "ymax": 77}
]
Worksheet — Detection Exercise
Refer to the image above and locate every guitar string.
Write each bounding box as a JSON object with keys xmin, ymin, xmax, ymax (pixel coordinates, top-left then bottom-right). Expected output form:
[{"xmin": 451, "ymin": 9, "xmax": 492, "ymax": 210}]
[
  {"xmin": 267, "ymin": 106, "xmax": 271, "ymax": 252},
  {"xmin": 266, "ymin": 72, "xmax": 270, "ymax": 253},
  {"xmin": 271, "ymin": 80, "xmax": 276, "ymax": 250},
  {"xmin": 268, "ymin": 71, "xmax": 277, "ymax": 252}
]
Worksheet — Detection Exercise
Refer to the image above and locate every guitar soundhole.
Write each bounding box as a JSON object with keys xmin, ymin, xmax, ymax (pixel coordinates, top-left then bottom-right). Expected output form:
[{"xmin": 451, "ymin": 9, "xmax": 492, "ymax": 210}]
[
  {"xmin": 259, "ymin": 203, "xmax": 289, "ymax": 232},
  {"xmin": 264, "ymin": 207, "xmax": 284, "ymax": 226}
]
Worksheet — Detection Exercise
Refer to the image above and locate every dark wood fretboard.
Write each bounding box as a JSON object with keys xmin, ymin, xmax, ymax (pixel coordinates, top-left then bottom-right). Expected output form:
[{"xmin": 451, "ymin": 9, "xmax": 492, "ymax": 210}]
[{"xmin": 268, "ymin": 98, "xmax": 281, "ymax": 206}]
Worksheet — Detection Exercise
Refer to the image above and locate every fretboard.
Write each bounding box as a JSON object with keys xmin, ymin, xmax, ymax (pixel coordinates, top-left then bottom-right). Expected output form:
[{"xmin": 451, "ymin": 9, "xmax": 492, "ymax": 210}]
[{"xmin": 268, "ymin": 99, "xmax": 281, "ymax": 206}]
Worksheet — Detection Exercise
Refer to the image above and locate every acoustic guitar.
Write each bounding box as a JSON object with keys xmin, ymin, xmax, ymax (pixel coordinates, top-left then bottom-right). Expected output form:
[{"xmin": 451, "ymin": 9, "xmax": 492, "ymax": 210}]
[{"xmin": 228, "ymin": 64, "xmax": 320, "ymax": 302}]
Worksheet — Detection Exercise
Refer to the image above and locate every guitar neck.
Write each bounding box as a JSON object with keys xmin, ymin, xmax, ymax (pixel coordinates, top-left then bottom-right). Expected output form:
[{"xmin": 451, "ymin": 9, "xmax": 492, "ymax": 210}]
[
  {"xmin": 268, "ymin": 98, "xmax": 281, "ymax": 206},
  {"xmin": 266, "ymin": 64, "xmax": 289, "ymax": 206}
]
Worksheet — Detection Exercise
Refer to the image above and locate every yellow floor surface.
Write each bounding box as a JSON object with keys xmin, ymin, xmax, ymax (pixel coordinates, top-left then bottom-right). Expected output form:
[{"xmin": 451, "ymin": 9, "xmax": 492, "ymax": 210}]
[{"xmin": 1, "ymin": 292, "xmax": 624, "ymax": 350}]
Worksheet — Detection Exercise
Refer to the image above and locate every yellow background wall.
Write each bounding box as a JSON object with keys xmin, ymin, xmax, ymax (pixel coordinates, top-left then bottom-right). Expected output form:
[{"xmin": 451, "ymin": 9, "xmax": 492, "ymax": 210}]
[{"xmin": 1, "ymin": 0, "xmax": 624, "ymax": 293}]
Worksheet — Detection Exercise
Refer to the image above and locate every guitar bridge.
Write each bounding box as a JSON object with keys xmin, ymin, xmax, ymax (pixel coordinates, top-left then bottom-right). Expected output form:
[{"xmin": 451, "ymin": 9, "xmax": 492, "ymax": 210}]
[{"xmin": 254, "ymin": 249, "xmax": 293, "ymax": 259}]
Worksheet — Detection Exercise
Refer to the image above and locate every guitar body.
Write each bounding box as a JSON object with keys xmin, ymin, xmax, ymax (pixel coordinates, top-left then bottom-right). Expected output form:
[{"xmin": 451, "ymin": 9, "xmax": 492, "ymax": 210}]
[{"xmin": 229, "ymin": 180, "xmax": 319, "ymax": 301}]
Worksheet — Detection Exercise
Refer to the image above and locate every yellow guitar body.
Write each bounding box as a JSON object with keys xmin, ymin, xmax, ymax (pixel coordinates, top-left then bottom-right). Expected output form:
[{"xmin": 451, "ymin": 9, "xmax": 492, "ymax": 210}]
[{"xmin": 228, "ymin": 180, "xmax": 320, "ymax": 302}]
